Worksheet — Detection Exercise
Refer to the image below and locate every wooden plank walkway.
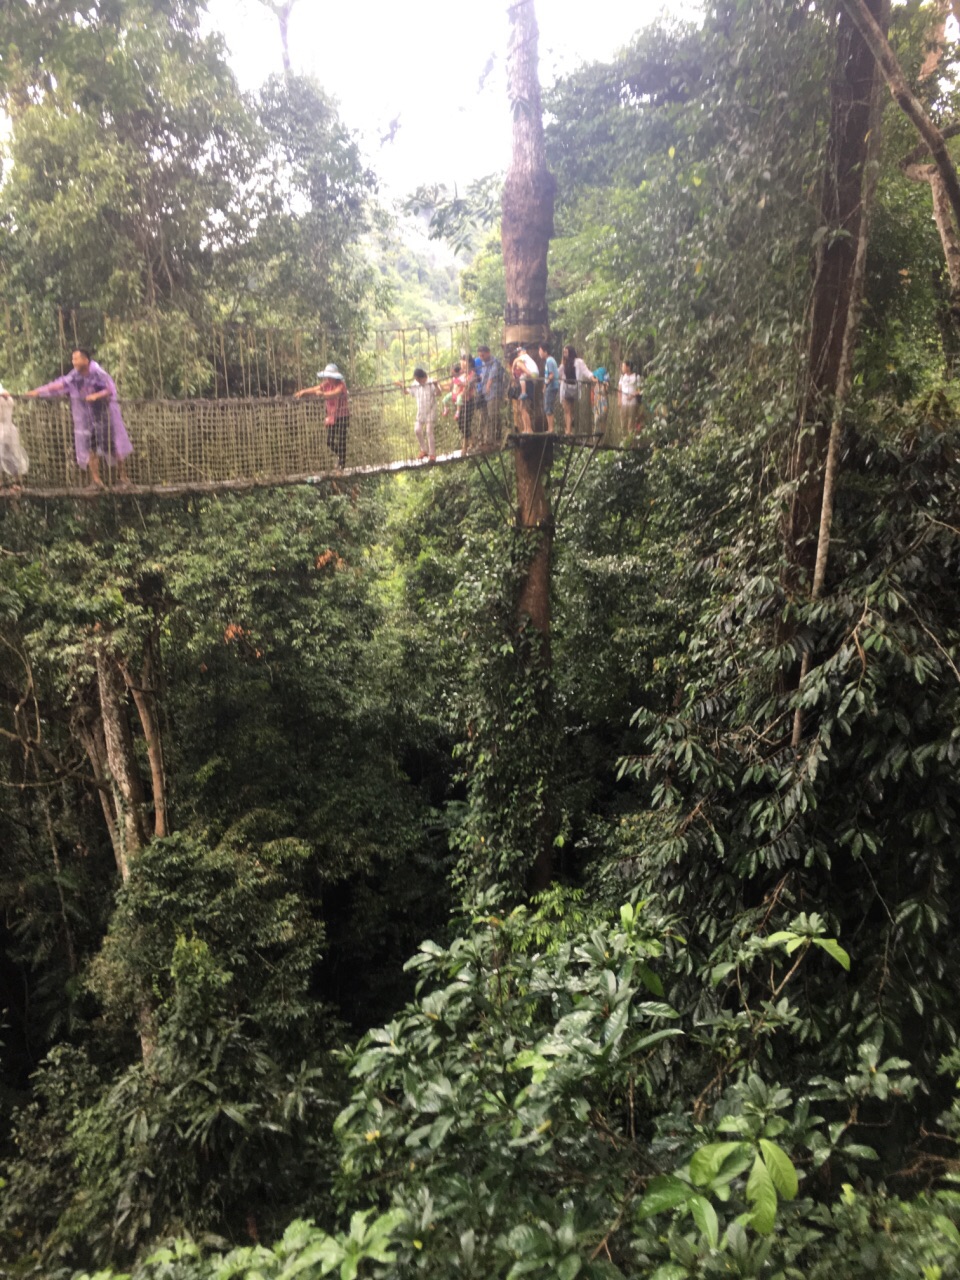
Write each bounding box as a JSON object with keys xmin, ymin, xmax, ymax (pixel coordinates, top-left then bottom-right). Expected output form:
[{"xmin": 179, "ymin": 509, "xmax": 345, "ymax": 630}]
[{"xmin": 0, "ymin": 449, "xmax": 472, "ymax": 500}]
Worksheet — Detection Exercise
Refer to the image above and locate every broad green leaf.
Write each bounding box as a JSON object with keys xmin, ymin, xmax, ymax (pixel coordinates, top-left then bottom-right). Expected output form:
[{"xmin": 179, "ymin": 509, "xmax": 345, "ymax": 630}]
[
  {"xmin": 637, "ymin": 1175, "xmax": 696, "ymax": 1218},
  {"xmin": 630, "ymin": 1027, "xmax": 685, "ymax": 1053},
  {"xmin": 812, "ymin": 937, "xmax": 850, "ymax": 970},
  {"xmin": 428, "ymin": 1114, "xmax": 455, "ymax": 1149},
  {"xmin": 637, "ymin": 962, "xmax": 665, "ymax": 997},
  {"xmin": 717, "ymin": 1115, "xmax": 753, "ymax": 1136},
  {"xmin": 635, "ymin": 1001, "xmax": 680, "ymax": 1019},
  {"xmin": 690, "ymin": 1194, "xmax": 720, "ymax": 1248},
  {"xmin": 557, "ymin": 1254, "xmax": 582, "ymax": 1280},
  {"xmin": 277, "ymin": 1237, "xmax": 343, "ymax": 1280},
  {"xmin": 934, "ymin": 1214, "xmax": 960, "ymax": 1249},
  {"xmin": 602, "ymin": 997, "xmax": 631, "ymax": 1047},
  {"xmin": 746, "ymin": 1154, "xmax": 777, "ymax": 1234},
  {"xmin": 347, "ymin": 1211, "xmax": 371, "ymax": 1242},
  {"xmin": 758, "ymin": 1139, "xmax": 798, "ymax": 1200},
  {"xmin": 404, "ymin": 1123, "xmax": 433, "ymax": 1148},
  {"xmin": 690, "ymin": 1141, "xmax": 751, "ymax": 1187},
  {"xmin": 841, "ymin": 1143, "xmax": 878, "ymax": 1160}
]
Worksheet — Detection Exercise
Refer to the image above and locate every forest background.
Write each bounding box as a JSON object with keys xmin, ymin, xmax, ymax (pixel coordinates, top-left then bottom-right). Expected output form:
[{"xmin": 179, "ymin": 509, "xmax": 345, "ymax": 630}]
[{"xmin": 1, "ymin": 1, "xmax": 960, "ymax": 1278}]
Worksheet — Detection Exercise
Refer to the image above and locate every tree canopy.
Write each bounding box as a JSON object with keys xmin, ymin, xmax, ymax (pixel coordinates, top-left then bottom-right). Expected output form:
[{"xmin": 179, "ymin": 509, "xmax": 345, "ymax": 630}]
[{"xmin": 2, "ymin": 2, "xmax": 960, "ymax": 1278}]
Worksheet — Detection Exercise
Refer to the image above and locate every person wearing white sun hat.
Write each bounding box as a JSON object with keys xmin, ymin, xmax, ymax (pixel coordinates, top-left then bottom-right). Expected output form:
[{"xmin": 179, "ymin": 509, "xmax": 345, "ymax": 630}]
[{"xmin": 296, "ymin": 363, "xmax": 350, "ymax": 469}]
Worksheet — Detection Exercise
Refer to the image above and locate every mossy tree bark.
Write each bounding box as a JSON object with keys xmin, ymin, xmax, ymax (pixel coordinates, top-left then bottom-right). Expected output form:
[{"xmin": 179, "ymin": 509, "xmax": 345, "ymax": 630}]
[{"xmin": 502, "ymin": 0, "xmax": 557, "ymax": 892}]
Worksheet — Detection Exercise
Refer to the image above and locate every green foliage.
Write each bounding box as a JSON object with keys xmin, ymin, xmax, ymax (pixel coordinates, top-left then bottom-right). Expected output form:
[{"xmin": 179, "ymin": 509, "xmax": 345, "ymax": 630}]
[
  {"xmin": 327, "ymin": 898, "xmax": 960, "ymax": 1279},
  {"xmin": 405, "ymin": 177, "xmax": 502, "ymax": 256},
  {"xmin": 4, "ymin": 2, "xmax": 960, "ymax": 1275},
  {"xmin": 334, "ymin": 892, "xmax": 683, "ymax": 1277},
  {"xmin": 544, "ymin": 2, "xmax": 831, "ymax": 408},
  {"xmin": 373, "ymin": 223, "xmax": 462, "ymax": 340},
  {"xmin": 0, "ymin": 485, "xmax": 458, "ymax": 1269},
  {"xmin": 457, "ymin": 233, "xmax": 506, "ymax": 345},
  {"xmin": 0, "ymin": 828, "xmax": 341, "ymax": 1269},
  {"xmin": 243, "ymin": 74, "xmax": 380, "ymax": 338},
  {"xmin": 612, "ymin": 405, "xmax": 960, "ymax": 1098},
  {"xmin": 0, "ymin": 3, "xmax": 379, "ymax": 392},
  {"xmin": 87, "ymin": 833, "xmax": 324, "ymax": 1039}
]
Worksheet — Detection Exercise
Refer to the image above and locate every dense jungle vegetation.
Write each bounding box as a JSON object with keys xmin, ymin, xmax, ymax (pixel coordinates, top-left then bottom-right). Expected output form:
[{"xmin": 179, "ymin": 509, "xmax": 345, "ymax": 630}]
[{"xmin": 1, "ymin": 0, "xmax": 960, "ymax": 1276}]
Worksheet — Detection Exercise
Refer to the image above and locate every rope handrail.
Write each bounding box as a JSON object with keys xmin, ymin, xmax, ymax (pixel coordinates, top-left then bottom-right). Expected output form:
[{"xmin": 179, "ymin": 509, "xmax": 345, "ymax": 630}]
[{"xmin": 0, "ymin": 385, "xmax": 627, "ymax": 499}]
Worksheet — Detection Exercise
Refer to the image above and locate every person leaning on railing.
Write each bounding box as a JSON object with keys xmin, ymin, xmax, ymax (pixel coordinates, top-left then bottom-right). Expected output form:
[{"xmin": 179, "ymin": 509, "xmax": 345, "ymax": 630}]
[
  {"xmin": 539, "ymin": 343, "xmax": 559, "ymax": 433},
  {"xmin": 295, "ymin": 363, "xmax": 350, "ymax": 469},
  {"xmin": 559, "ymin": 345, "xmax": 597, "ymax": 436},
  {"xmin": 26, "ymin": 347, "xmax": 133, "ymax": 487},
  {"xmin": 476, "ymin": 344, "xmax": 505, "ymax": 445}
]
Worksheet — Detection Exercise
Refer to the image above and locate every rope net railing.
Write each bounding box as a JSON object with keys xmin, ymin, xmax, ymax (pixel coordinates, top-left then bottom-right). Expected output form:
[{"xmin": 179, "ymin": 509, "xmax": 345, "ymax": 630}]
[
  {"xmin": 3, "ymin": 305, "xmax": 478, "ymax": 401},
  {"xmin": 3, "ymin": 379, "xmax": 620, "ymax": 497}
]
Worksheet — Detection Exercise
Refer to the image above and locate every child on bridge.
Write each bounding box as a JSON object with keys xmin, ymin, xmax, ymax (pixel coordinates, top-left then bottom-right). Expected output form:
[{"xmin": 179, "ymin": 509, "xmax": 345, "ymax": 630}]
[{"xmin": 396, "ymin": 367, "xmax": 439, "ymax": 462}]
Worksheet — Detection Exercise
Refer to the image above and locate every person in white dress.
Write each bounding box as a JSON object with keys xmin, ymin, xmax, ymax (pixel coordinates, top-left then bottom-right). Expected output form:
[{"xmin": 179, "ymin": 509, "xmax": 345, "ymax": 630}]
[
  {"xmin": 618, "ymin": 360, "xmax": 642, "ymax": 440},
  {"xmin": 0, "ymin": 383, "xmax": 29, "ymax": 487}
]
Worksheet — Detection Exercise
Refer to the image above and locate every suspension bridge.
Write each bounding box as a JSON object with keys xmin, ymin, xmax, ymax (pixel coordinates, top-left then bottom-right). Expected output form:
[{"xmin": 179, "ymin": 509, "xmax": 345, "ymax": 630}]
[{"xmin": 0, "ymin": 383, "xmax": 624, "ymax": 501}]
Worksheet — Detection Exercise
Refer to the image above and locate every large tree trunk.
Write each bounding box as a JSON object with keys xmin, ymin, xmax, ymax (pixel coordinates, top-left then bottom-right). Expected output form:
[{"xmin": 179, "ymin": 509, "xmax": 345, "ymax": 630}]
[
  {"xmin": 120, "ymin": 632, "xmax": 169, "ymax": 839},
  {"xmin": 515, "ymin": 438, "xmax": 554, "ymax": 639},
  {"xmin": 515, "ymin": 435, "xmax": 555, "ymax": 894},
  {"xmin": 900, "ymin": 0, "xmax": 960, "ymax": 370},
  {"xmin": 903, "ymin": 162, "xmax": 960, "ymax": 368},
  {"xmin": 94, "ymin": 644, "xmax": 148, "ymax": 881},
  {"xmin": 786, "ymin": 0, "xmax": 888, "ymax": 590},
  {"xmin": 93, "ymin": 641, "xmax": 157, "ymax": 1059},
  {"xmin": 502, "ymin": 0, "xmax": 555, "ymax": 591},
  {"xmin": 502, "ymin": 0, "xmax": 556, "ymax": 357},
  {"xmin": 792, "ymin": 53, "xmax": 885, "ymax": 746},
  {"xmin": 73, "ymin": 710, "xmax": 122, "ymax": 869},
  {"xmin": 501, "ymin": 0, "xmax": 557, "ymax": 892}
]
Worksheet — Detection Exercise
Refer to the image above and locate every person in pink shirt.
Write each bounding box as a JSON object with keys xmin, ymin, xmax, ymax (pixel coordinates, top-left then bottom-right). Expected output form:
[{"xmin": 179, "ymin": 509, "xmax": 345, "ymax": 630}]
[{"xmin": 295, "ymin": 362, "xmax": 350, "ymax": 468}]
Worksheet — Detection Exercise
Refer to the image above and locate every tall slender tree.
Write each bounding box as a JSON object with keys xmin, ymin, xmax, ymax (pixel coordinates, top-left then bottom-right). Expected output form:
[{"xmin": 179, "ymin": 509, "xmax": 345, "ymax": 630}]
[
  {"xmin": 501, "ymin": 0, "xmax": 558, "ymax": 890},
  {"xmin": 782, "ymin": 0, "xmax": 888, "ymax": 736}
]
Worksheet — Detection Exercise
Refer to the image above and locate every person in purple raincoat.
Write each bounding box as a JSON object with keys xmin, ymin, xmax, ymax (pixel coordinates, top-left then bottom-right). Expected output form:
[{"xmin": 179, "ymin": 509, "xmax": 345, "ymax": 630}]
[{"xmin": 26, "ymin": 347, "xmax": 133, "ymax": 487}]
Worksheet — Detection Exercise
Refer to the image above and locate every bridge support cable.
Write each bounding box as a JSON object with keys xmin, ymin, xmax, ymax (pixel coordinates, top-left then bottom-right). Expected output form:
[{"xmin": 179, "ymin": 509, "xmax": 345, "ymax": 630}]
[
  {"xmin": 552, "ymin": 434, "xmax": 605, "ymax": 525},
  {"xmin": 469, "ymin": 450, "xmax": 514, "ymax": 527}
]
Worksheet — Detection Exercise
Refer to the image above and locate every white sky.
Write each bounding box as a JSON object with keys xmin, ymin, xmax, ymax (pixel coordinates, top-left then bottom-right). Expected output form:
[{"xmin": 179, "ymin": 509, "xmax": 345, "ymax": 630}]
[{"xmin": 203, "ymin": 0, "xmax": 702, "ymax": 198}]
